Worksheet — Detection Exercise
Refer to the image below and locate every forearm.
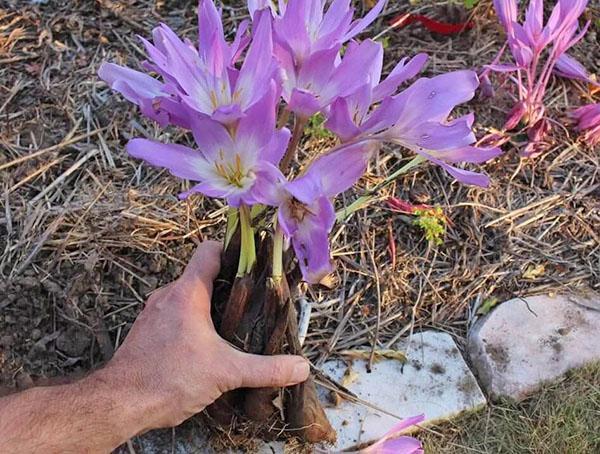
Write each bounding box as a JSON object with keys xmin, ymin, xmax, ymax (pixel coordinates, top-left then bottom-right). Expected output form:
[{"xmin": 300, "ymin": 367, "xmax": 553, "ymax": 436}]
[{"xmin": 0, "ymin": 367, "xmax": 158, "ymax": 453}]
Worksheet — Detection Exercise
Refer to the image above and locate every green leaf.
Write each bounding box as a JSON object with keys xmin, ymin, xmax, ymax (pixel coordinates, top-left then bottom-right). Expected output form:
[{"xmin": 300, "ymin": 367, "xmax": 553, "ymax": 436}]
[
  {"xmin": 306, "ymin": 113, "xmax": 333, "ymax": 140},
  {"xmin": 477, "ymin": 297, "xmax": 499, "ymax": 315},
  {"xmin": 413, "ymin": 207, "xmax": 447, "ymax": 245}
]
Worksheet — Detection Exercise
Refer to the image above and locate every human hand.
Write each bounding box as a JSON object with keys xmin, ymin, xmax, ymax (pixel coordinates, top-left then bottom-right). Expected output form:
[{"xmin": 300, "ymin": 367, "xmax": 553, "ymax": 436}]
[{"xmin": 100, "ymin": 241, "xmax": 310, "ymax": 431}]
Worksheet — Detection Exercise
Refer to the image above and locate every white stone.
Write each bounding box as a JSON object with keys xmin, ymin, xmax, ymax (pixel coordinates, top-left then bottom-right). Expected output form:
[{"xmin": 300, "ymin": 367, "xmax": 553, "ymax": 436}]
[
  {"xmin": 468, "ymin": 293, "xmax": 600, "ymax": 400},
  {"xmin": 319, "ymin": 331, "xmax": 486, "ymax": 451}
]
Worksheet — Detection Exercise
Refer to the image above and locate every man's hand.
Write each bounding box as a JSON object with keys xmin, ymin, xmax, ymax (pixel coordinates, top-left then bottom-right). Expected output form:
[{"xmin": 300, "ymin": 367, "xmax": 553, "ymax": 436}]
[
  {"xmin": 104, "ymin": 240, "xmax": 310, "ymax": 429},
  {"xmin": 0, "ymin": 241, "xmax": 309, "ymax": 453}
]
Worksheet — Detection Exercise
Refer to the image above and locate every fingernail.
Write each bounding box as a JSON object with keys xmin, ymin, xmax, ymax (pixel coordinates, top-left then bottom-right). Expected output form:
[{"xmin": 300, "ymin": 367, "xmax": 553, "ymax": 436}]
[{"xmin": 290, "ymin": 359, "xmax": 310, "ymax": 384}]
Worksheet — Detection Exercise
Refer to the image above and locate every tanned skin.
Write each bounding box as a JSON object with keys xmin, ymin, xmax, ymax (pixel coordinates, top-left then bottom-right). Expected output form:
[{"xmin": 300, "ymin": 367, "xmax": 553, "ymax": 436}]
[{"xmin": 0, "ymin": 241, "xmax": 310, "ymax": 453}]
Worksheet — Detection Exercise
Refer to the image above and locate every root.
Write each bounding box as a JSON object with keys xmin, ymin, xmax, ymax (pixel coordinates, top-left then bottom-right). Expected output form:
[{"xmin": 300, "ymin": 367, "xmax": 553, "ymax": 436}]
[{"xmin": 207, "ymin": 234, "xmax": 336, "ymax": 444}]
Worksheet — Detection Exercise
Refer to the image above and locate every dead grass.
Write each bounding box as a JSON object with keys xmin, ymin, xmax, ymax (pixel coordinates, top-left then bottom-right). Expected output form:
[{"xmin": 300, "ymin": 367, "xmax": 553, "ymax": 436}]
[
  {"xmin": 420, "ymin": 362, "xmax": 600, "ymax": 453},
  {"xmin": 0, "ymin": 0, "xmax": 599, "ymax": 450}
]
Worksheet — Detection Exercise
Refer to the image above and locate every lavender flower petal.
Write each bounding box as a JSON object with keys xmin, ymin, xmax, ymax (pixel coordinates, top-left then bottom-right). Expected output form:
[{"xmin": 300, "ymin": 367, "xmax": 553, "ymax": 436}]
[{"xmin": 554, "ymin": 54, "xmax": 599, "ymax": 86}]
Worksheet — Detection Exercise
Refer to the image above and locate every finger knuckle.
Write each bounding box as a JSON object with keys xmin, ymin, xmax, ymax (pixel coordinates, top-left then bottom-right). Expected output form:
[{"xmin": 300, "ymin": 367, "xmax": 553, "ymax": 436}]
[{"xmin": 268, "ymin": 360, "xmax": 285, "ymax": 382}]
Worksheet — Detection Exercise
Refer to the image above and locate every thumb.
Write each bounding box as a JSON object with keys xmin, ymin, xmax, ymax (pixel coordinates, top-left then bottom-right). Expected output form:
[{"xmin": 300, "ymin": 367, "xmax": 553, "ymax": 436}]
[
  {"xmin": 234, "ymin": 352, "xmax": 310, "ymax": 388},
  {"xmin": 181, "ymin": 240, "xmax": 222, "ymax": 292}
]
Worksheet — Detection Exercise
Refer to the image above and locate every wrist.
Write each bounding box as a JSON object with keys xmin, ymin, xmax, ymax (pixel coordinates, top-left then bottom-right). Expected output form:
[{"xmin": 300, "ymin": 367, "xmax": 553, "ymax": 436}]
[{"xmin": 86, "ymin": 364, "xmax": 170, "ymax": 439}]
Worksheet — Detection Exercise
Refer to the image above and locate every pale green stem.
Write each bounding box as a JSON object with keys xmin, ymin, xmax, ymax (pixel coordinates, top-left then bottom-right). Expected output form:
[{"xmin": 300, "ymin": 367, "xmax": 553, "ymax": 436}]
[
  {"xmin": 224, "ymin": 206, "xmax": 239, "ymax": 250},
  {"xmin": 271, "ymin": 225, "xmax": 284, "ymax": 281},
  {"xmin": 250, "ymin": 203, "xmax": 266, "ymax": 219},
  {"xmin": 336, "ymin": 155, "xmax": 426, "ymax": 221},
  {"xmin": 237, "ymin": 204, "xmax": 256, "ymax": 276}
]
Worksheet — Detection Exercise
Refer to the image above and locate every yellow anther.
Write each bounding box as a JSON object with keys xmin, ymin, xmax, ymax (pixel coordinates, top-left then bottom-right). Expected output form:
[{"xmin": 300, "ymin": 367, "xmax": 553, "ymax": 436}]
[{"xmin": 209, "ymin": 90, "xmax": 219, "ymax": 109}]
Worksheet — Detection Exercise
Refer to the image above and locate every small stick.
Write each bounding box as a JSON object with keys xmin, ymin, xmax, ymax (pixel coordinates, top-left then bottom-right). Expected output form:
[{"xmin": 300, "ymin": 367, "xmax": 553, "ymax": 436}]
[
  {"xmin": 11, "ymin": 214, "xmax": 65, "ymax": 277},
  {"xmin": 4, "ymin": 157, "xmax": 65, "ymax": 195},
  {"xmin": 297, "ymin": 297, "xmax": 312, "ymax": 347},
  {"xmin": 0, "ymin": 78, "xmax": 30, "ymax": 114}
]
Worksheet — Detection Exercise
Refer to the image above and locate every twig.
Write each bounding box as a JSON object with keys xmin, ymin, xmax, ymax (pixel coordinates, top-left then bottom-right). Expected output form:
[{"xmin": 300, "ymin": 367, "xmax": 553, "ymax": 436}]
[
  {"xmin": 30, "ymin": 149, "xmax": 99, "ymax": 204},
  {"xmin": 0, "ymin": 128, "xmax": 105, "ymax": 172}
]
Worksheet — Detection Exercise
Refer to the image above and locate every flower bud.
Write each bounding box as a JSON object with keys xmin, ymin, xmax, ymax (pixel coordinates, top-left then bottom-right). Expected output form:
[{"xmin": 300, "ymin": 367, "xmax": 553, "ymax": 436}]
[
  {"xmin": 479, "ymin": 74, "xmax": 495, "ymax": 99},
  {"xmin": 503, "ymin": 101, "xmax": 526, "ymax": 130},
  {"xmin": 521, "ymin": 118, "xmax": 552, "ymax": 158},
  {"xmin": 527, "ymin": 118, "xmax": 551, "ymax": 143}
]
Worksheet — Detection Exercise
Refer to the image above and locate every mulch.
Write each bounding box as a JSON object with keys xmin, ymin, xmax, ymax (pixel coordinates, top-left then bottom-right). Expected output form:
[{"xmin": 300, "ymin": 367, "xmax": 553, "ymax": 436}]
[{"xmin": 1, "ymin": 0, "xmax": 598, "ymax": 450}]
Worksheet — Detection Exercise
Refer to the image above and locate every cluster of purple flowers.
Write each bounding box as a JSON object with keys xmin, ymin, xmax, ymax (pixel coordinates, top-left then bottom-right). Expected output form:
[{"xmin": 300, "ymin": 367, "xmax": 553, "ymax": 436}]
[
  {"xmin": 99, "ymin": 0, "xmax": 500, "ymax": 285},
  {"xmin": 486, "ymin": 0, "xmax": 598, "ymax": 156}
]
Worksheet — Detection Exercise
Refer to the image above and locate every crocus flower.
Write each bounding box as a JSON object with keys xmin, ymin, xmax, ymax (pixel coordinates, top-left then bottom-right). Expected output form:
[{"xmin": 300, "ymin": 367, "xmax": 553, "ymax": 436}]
[
  {"xmin": 331, "ymin": 69, "xmax": 502, "ymax": 187},
  {"xmin": 326, "ymin": 44, "xmax": 428, "ymax": 141},
  {"xmin": 554, "ymin": 54, "xmax": 599, "ymax": 86},
  {"xmin": 268, "ymin": 0, "xmax": 387, "ymax": 64},
  {"xmin": 126, "ymin": 83, "xmax": 290, "ymax": 206},
  {"xmin": 355, "ymin": 414, "xmax": 425, "ymax": 454},
  {"xmin": 254, "ymin": 143, "xmax": 374, "ymax": 283},
  {"xmin": 378, "ymin": 72, "xmax": 502, "ymax": 187},
  {"xmin": 284, "ymin": 38, "xmax": 383, "ymax": 118},
  {"xmin": 261, "ymin": 0, "xmax": 387, "ymax": 117},
  {"xmin": 98, "ymin": 62, "xmax": 192, "ymax": 128},
  {"xmin": 99, "ymin": 0, "xmax": 276, "ymax": 126},
  {"xmin": 570, "ymin": 103, "xmax": 600, "ymax": 146}
]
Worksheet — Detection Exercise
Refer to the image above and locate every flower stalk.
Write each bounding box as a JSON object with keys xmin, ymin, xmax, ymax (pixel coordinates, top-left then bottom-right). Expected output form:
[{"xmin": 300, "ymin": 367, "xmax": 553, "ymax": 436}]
[
  {"xmin": 224, "ymin": 207, "xmax": 239, "ymax": 250},
  {"xmin": 280, "ymin": 115, "xmax": 308, "ymax": 172},
  {"xmin": 237, "ymin": 204, "xmax": 256, "ymax": 277},
  {"xmin": 336, "ymin": 155, "xmax": 426, "ymax": 221}
]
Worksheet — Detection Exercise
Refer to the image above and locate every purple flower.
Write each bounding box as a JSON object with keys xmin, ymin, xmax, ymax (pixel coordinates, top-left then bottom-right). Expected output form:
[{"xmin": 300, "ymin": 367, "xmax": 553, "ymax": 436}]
[
  {"xmin": 357, "ymin": 414, "xmax": 425, "ymax": 454},
  {"xmin": 99, "ymin": 0, "xmax": 503, "ymax": 284},
  {"xmin": 326, "ymin": 47, "xmax": 428, "ymax": 141},
  {"xmin": 268, "ymin": 0, "xmax": 387, "ymax": 63},
  {"xmin": 126, "ymin": 83, "xmax": 290, "ymax": 206},
  {"xmin": 503, "ymin": 101, "xmax": 527, "ymax": 130},
  {"xmin": 254, "ymin": 143, "xmax": 374, "ymax": 283},
  {"xmin": 554, "ymin": 54, "xmax": 599, "ymax": 86},
  {"xmin": 489, "ymin": 0, "xmax": 592, "ymax": 156},
  {"xmin": 378, "ymin": 72, "xmax": 502, "ymax": 187},
  {"xmin": 570, "ymin": 103, "xmax": 600, "ymax": 146},
  {"xmin": 331, "ymin": 69, "xmax": 502, "ymax": 187},
  {"xmin": 99, "ymin": 0, "xmax": 276, "ymax": 126},
  {"xmin": 493, "ymin": 0, "xmax": 589, "ymax": 65},
  {"xmin": 98, "ymin": 63, "xmax": 192, "ymax": 128},
  {"xmin": 263, "ymin": 0, "xmax": 387, "ymax": 117},
  {"xmin": 521, "ymin": 117, "xmax": 551, "ymax": 157},
  {"xmin": 284, "ymin": 38, "xmax": 382, "ymax": 118}
]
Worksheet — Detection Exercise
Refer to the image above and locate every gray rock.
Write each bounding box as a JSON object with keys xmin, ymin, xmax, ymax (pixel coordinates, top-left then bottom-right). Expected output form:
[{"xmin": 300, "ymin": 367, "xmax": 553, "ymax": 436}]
[
  {"xmin": 125, "ymin": 424, "xmax": 285, "ymax": 454},
  {"xmin": 468, "ymin": 293, "xmax": 600, "ymax": 400},
  {"xmin": 320, "ymin": 331, "xmax": 486, "ymax": 451}
]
